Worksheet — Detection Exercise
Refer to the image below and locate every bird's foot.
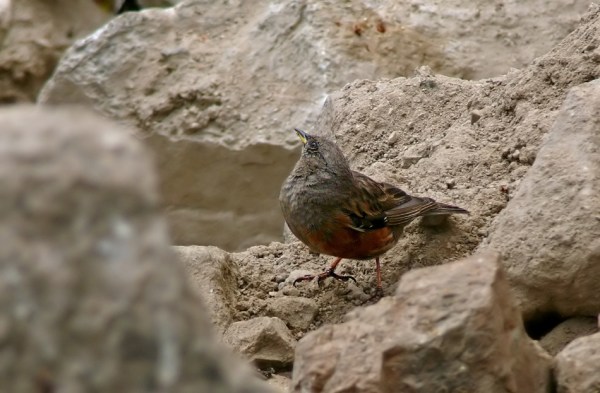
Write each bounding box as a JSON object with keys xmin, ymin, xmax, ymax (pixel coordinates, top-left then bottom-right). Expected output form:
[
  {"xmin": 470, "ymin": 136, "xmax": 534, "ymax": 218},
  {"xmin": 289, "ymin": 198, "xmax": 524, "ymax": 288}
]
[{"xmin": 293, "ymin": 267, "xmax": 357, "ymax": 287}]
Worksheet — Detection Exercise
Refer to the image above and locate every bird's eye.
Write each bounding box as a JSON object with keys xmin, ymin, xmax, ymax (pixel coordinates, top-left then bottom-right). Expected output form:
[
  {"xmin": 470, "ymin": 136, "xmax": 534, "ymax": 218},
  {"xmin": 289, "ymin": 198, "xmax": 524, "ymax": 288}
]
[{"xmin": 307, "ymin": 140, "xmax": 318, "ymax": 150}]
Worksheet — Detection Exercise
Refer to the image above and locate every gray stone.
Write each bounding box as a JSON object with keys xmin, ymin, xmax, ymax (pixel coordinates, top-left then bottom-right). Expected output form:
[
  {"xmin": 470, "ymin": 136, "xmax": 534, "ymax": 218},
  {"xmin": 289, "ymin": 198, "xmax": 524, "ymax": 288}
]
[
  {"xmin": 0, "ymin": 105, "xmax": 270, "ymax": 392},
  {"xmin": 482, "ymin": 80, "xmax": 600, "ymax": 320},
  {"xmin": 292, "ymin": 253, "xmax": 552, "ymax": 393},
  {"xmin": 224, "ymin": 317, "xmax": 297, "ymax": 370},
  {"xmin": 539, "ymin": 317, "xmax": 598, "ymax": 356},
  {"xmin": 266, "ymin": 297, "xmax": 318, "ymax": 330},
  {"xmin": 175, "ymin": 245, "xmax": 240, "ymax": 335},
  {"xmin": 555, "ymin": 332, "xmax": 600, "ymax": 393}
]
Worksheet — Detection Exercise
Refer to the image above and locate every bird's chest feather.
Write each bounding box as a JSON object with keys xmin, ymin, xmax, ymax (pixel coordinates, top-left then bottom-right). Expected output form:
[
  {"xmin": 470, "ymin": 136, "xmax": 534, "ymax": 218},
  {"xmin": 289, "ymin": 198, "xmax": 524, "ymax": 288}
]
[
  {"xmin": 281, "ymin": 170, "xmax": 397, "ymax": 259},
  {"xmin": 305, "ymin": 224, "xmax": 396, "ymax": 260},
  {"xmin": 282, "ymin": 188, "xmax": 396, "ymax": 259}
]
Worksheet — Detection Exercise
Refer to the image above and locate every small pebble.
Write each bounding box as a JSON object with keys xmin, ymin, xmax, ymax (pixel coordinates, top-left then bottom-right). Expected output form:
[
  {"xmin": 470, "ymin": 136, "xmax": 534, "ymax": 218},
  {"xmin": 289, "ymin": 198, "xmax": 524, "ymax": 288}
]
[
  {"xmin": 387, "ymin": 131, "xmax": 400, "ymax": 145},
  {"xmin": 446, "ymin": 178, "xmax": 456, "ymax": 189},
  {"xmin": 281, "ymin": 287, "xmax": 300, "ymax": 297},
  {"xmin": 275, "ymin": 274, "xmax": 287, "ymax": 283}
]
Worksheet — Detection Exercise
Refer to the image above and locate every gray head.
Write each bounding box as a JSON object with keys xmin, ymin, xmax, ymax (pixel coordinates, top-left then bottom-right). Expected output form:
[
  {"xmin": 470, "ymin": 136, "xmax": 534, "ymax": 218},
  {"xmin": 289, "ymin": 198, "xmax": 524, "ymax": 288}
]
[{"xmin": 292, "ymin": 128, "xmax": 352, "ymax": 177}]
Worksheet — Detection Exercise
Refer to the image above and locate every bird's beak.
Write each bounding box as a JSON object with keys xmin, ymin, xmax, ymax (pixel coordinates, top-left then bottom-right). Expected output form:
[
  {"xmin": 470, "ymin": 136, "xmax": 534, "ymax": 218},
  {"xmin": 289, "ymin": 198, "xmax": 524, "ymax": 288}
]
[{"xmin": 294, "ymin": 128, "xmax": 308, "ymax": 145}]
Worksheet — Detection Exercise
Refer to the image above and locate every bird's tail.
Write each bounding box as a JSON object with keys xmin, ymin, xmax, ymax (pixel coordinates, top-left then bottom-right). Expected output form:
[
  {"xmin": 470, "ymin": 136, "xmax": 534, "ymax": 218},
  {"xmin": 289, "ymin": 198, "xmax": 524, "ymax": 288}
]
[{"xmin": 426, "ymin": 201, "xmax": 469, "ymax": 216}]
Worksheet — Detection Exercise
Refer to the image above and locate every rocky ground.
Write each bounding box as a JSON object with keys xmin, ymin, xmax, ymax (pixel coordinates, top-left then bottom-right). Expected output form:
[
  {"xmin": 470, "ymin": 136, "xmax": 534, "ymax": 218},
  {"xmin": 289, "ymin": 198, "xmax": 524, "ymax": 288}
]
[{"xmin": 1, "ymin": 0, "xmax": 600, "ymax": 392}]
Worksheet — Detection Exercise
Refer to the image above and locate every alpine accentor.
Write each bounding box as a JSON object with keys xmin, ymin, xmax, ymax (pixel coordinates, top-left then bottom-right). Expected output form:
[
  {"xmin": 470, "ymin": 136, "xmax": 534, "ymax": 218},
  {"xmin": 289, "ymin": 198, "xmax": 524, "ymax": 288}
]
[{"xmin": 279, "ymin": 128, "xmax": 468, "ymax": 293}]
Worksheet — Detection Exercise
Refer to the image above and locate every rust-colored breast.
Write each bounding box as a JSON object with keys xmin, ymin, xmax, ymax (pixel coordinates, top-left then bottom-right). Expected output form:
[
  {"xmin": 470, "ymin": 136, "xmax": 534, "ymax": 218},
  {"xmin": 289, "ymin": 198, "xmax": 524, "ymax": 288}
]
[{"xmin": 304, "ymin": 224, "xmax": 397, "ymax": 260}]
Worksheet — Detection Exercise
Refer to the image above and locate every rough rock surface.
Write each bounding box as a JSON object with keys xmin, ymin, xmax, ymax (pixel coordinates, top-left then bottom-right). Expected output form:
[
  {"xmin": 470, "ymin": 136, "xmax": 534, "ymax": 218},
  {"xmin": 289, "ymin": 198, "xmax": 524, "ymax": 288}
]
[
  {"xmin": 378, "ymin": 0, "xmax": 590, "ymax": 80},
  {"xmin": 175, "ymin": 245, "xmax": 240, "ymax": 335},
  {"xmin": 482, "ymin": 79, "xmax": 600, "ymax": 320},
  {"xmin": 0, "ymin": 105, "xmax": 270, "ymax": 393},
  {"xmin": 224, "ymin": 317, "xmax": 297, "ymax": 370},
  {"xmin": 539, "ymin": 317, "xmax": 599, "ymax": 356},
  {"xmin": 0, "ymin": 0, "xmax": 108, "ymax": 103},
  {"xmin": 292, "ymin": 253, "xmax": 552, "ymax": 393},
  {"xmin": 555, "ymin": 332, "xmax": 600, "ymax": 393},
  {"xmin": 266, "ymin": 296, "xmax": 318, "ymax": 330},
  {"xmin": 38, "ymin": 0, "xmax": 590, "ymax": 250}
]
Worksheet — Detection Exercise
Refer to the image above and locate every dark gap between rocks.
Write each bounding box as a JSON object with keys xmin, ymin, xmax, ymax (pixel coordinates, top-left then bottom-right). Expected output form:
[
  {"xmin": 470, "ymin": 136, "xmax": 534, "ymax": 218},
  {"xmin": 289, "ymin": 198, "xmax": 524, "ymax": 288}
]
[{"xmin": 524, "ymin": 311, "xmax": 566, "ymax": 340}]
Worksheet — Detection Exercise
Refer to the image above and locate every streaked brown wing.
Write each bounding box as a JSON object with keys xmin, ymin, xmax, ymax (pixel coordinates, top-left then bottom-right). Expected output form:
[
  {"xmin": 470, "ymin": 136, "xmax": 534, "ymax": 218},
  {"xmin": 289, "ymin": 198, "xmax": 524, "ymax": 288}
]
[{"xmin": 348, "ymin": 171, "xmax": 440, "ymax": 229}]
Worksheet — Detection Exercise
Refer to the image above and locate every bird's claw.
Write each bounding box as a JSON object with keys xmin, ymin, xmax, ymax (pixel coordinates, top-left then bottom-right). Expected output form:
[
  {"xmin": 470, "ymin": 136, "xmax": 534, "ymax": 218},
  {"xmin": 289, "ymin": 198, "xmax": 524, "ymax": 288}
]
[
  {"xmin": 293, "ymin": 268, "xmax": 357, "ymax": 287},
  {"xmin": 327, "ymin": 270, "xmax": 357, "ymax": 284}
]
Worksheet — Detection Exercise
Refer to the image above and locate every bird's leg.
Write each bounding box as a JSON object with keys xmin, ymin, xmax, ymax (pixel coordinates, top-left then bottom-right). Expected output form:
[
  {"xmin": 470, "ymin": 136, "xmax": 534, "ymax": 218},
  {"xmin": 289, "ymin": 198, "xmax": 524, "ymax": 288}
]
[
  {"xmin": 293, "ymin": 257, "xmax": 357, "ymax": 286},
  {"xmin": 372, "ymin": 257, "xmax": 384, "ymax": 298}
]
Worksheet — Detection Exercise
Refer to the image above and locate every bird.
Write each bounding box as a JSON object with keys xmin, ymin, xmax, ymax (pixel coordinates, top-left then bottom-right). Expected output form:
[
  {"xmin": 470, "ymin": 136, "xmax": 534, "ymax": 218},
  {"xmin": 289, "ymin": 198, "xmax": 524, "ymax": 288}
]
[{"xmin": 279, "ymin": 128, "xmax": 469, "ymax": 295}]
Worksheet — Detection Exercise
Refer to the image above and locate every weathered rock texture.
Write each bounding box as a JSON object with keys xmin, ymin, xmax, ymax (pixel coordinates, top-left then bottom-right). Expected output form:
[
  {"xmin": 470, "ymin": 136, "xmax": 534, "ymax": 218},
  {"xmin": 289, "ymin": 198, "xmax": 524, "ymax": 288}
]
[
  {"xmin": 175, "ymin": 245, "xmax": 241, "ymax": 335},
  {"xmin": 539, "ymin": 317, "xmax": 599, "ymax": 356},
  {"xmin": 0, "ymin": 0, "xmax": 108, "ymax": 103},
  {"xmin": 224, "ymin": 317, "xmax": 297, "ymax": 370},
  {"xmin": 38, "ymin": 0, "xmax": 590, "ymax": 250},
  {"xmin": 555, "ymin": 332, "xmax": 600, "ymax": 393},
  {"xmin": 378, "ymin": 0, "xmax": 590, "ymax": 79},
  {"xmin": 0, "ymin": 105, "xmax": 270, "ymax": 393},
  {"xmin": 482, "ymin": 79, "xmax": 600, "ymax": 320},
  {"xmin": 266, "ymin": 296, "xmax": 318, "ymax": 330},
  {"xmin": 292, "ymin": 253, "xmax": 552, "ymax": 393}
]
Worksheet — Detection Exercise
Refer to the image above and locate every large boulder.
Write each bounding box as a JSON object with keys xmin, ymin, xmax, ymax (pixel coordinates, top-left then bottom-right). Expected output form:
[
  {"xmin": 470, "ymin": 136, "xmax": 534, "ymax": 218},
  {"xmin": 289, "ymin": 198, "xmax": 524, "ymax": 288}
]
[
  {"xmin": 482, "ymin": 79, "xmax": 600, "ymax": 320},
  {"xmin": 555, "ymin": 332, "xmax": 600, "ymax": 393},
  {"xmin": 292, "ymin": 253, "xmax": 552, "ymax": 393},
  {"xmin": 0, "ymin": 105, "xmax": 270, "ymax": 392}
]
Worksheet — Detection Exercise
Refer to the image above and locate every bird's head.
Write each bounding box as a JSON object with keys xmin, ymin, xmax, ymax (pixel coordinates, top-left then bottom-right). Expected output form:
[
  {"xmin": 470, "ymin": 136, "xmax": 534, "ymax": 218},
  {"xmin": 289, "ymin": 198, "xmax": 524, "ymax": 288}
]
[{"xmin": 293, "ymin": 128, "xmax": 350, "ymax": 174}]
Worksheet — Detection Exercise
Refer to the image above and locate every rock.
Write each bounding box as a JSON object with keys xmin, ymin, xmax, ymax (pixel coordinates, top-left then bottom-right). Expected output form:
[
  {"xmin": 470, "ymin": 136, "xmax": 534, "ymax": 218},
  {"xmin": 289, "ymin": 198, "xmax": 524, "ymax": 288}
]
[
  {"xmin": 224, "ymin": 317, "xmax": 297, "ymax": 370},
  {"xmin": 470, "ymin": 110, "xmax": 482, "ymax": 124},
  {"xmin": 0, "ymin": 105, "xmax": 271, "ymax": 392},
  {"xmin": 555, "ymin": 332, "xmax": 600, "ymax": 393},
  {"xmin": 266, "ymin": 297, "xmax": 318, "ymax": 330},
  {"xmin": 539, "ymin": 317, "xmax": 599, "ymax": 356},
  {"xmin": 0, "ymin": 0, "xmax": 108, "ymax": 103},
  {"xmin": 292, "ymin": 253, "xmax": 552, "ymax": 393},
  {"xmin": 266, "ymin": 373, "xmax": 292, "ymax": 393},
  {"xmin": 174, "ymin": 245, "xmax": 240, "ymax": 335},
  {"xmin": 482, "ymin": 79, "xmax": 600, "ymax": 320}
]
